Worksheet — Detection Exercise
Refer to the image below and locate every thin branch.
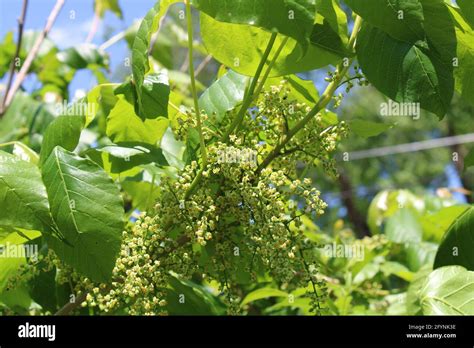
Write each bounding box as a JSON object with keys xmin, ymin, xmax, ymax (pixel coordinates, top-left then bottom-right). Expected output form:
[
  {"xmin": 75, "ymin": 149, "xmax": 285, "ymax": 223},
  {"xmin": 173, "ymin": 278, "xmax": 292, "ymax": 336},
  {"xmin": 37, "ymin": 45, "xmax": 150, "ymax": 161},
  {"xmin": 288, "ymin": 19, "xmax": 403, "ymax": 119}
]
[
  {"xmin": 55, "ymin": 292, "xmax": 87, "ymax": 316},
  {"xmin": 0, "ymin": 0, "xmax": 29, "ymax": 115},
  {"xmin": 184, "ymin": 0, "xmax": 208, "ymax": 199},
  {"xmin": 85, "ymin": 11, "xmax": 101, "ymax": 43},
  {"xmin": 2, "ymin": 0, "xmax": 66, "ymax": 114},
  {"xmin": 256, "ymin": 16, "xmax": 363, "ymax": 173},
  {"xmin": 221, "ymin": 31, "xmax": 278, "ymax": 142},
  {"xmin": 194, "ymin": 54, "xmax": 213, "ymax": 78}
]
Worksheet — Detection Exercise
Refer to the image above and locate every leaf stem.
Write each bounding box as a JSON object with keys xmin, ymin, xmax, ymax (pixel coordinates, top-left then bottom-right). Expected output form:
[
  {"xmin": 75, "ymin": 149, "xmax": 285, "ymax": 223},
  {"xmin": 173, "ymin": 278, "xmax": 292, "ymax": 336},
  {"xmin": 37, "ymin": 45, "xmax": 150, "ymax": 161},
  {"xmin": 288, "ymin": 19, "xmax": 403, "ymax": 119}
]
[
  {"xmin": 252, "ymin": 36, "xmax": 290, "ymax": 103},
  {"xmin": 256, "ymin": 16, "xmax": 362, "ymax": 173},
  {"xmin": 185, "ymin": 0, "xmax": 206, "ymax": 165},
  {"xmin": 184, "ymin": 0, "xmax": 208, "ymax": 200},
  {"xmin": 221, "ymin": 31, "xmax": 278, "ymax": 142}
]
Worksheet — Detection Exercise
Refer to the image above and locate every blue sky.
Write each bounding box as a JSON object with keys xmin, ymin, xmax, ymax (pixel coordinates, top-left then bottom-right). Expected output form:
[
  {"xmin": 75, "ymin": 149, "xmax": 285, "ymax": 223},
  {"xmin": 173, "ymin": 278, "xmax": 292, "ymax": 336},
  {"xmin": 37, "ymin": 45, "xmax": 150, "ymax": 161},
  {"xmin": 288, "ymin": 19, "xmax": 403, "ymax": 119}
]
[{"xmin": 0, "ymin": 0, "xmax": 156, "ymax": 96}]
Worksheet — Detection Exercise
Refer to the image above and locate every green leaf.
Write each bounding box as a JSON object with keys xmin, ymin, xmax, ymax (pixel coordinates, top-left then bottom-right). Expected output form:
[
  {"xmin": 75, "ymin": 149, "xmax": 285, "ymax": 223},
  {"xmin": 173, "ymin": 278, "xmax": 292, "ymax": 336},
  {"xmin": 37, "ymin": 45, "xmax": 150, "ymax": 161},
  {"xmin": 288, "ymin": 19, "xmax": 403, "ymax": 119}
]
[
  {"xmin": 385, "ymin": 208, "xmax": 422, "ymax": 244},
  {"xmin": 191, "ymin": 0, "xmax": 316, "ymax": 53},
  {"xmin": 420, "ymin": 205, "xmax": 469, "ymax": 242},
  {"xmin": 1, "ymin": 141, "xmax": 39, "ymax": 164},
  {"xmin": 344, "ymin": 0, "xmax": 425, "ymax": 42},
  {"xmin": 95, "ymin": 143, "xmax": 169, "ymax": 173},
  {"xmin": 449, "ymin": 6, "xmax": 474, "ymax": 106},
  {"xmin": 0, "ymin": 32, "xmax": 15, "ymax": 78},
  {"xmin": 434, "ymin": 206, "xmax": 474, "ymax": 271},
  {"xmin": 0, "ymin": 151, "xmax": 52, "ymax": 234},
  {"xmin": 316, "ymin": 0, "xmax": 348, "ymax": 43},
  {"xmin": 241, "ymin": 287, "xmax": 289, "ymax": 307},
  {"xmin": 419, "ymin": 266, "xmax": 474, "ymax": 315},
  {"xmin": 457, "ymin": 0, "xmax": 474, "ymax": 27},
  {"xmin": 405, "ymin": 241, "xmax": 437, "ymax": 272},
  {"xmin": 356, "ymin": 22, "xmax": 454, "ymax": 119},
  {"xmin": 367, "ymin": 190, "xmax": 424, "ymax": 234},
  {"xmin": 41, "ymin": 147, "xmax": 124, "ymax": 282},
  {"xmin": 465, "ymin": 148, "xmax": 474, "ymax": 171},
  {"xmin": 40, "ymin": 115, "xmax": 85, "ymax": 165},
  {"xmin": 349, "ymin": 119, "xmax": 392, "ymax": 138},
  {"xmin": 86, "ymin": 83, "xmax": 119, "ymax": 125},
  {"xmin": 380, "ymin": 261, "xmax": 414, "ymax": 282},
  {"xmin": 57, "ymin": 44, "xmax": 109, "ymax": 70},
  {"xmin": 116, "ymin": 72, "xmax": 170, "ymax": 120},
  {"xmin": 199, "ymin": 70, "xmax": 249, "ymax": 123},
  {"xmin": 406, "ymin": 265, "xmax": 432, "ymax": 315},
  {"xmin": 94, "ymin": 0, "xmax": 123, "ymax": 18},
  {"xmin": 106, "ymin": 96, "xmax": 169, "ymax": 145},
  {"xmin": 200, "ymin": 13, "xmax": 342, "ymax": 77},
  {"xmin": 132, "ymin": 1, "xmax": 176, "ymax": 117},
  {"xmin": 166, "ymin": 274, "xmax": 226, "ymax": 315},
  {"xmin": 122, "ymin": 181, "xmax": 161, "ymax": 211}
]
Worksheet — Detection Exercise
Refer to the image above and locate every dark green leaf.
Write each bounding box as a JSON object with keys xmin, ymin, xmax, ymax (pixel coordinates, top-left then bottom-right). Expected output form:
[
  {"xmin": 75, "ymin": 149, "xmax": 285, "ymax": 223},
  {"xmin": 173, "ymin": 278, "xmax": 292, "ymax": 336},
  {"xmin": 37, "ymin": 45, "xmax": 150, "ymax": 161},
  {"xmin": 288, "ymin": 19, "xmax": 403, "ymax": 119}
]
[
  {"xmin": 356, "ymin": 22, "xmax": 454, "ymax": 118},
  {"xmin": 344, "ymin": 0, "xmax": 425, "ymax": 42},
  {"xmin": 41, "ymin": 147, "xmax": 124, "ymax": 282},
  {"xmin": 434, "ymin": 206, "xmax": 474, "ymax": 271}
]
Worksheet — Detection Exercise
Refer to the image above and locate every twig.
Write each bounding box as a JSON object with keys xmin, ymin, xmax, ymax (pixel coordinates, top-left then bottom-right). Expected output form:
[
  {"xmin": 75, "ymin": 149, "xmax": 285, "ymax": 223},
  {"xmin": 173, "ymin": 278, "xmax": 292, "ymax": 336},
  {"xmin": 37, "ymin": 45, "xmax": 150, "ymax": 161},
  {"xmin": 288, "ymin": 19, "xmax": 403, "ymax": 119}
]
[
  {"xmin": 55, "ymin": 292, "xmax": 87, "ymax": 316},
  {"xmin": 99, "ymin": 30, "xmax": 126, "ymax": 50},
  {"xmin": 0, "ymin": 0, "xmax": 29, "ymax": 115},
  {"xmin": 85, "ymin": 11, "xmax": 100, "ymax": 43},
  {"xmin": 2, "ymin": 0, "xmax": 66, "ymax": 114},
  {"xmin": 194, "ymin": 54, "xmax": 212, "ymax": 78}
]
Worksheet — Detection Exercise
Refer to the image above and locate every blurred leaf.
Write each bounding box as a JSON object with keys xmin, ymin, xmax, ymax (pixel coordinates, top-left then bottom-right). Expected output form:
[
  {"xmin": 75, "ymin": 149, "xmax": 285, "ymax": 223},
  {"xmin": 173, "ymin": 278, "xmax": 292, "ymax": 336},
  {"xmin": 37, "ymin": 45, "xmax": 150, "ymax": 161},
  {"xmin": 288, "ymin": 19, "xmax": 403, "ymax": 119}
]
[
  {"xmin": 457, "ymin": 0, "xmax": 474, "ymax": 27},
  {"xmin": 465, "ymin": 147, "xmax": 474, "ymax": 171},
  {"xmin": 349, "ymin": 119, "xmax": 392, "ymax": 138},
  {"xmin": 420, "ymin": 205, "xmax": 469, "ymax": 242},
  {"xmin": 0, "ymin": 32, "xmax": 15, "ymax": 78},
  {"xmin": 367, "ymin": 190, "xmax": 424, "ymax": 234},
  {"xmin": 434, "ymin": 206, "xmax": 474, "ymax": 271},
  {"xmin": 406, "ymin": 265, "xmax": 432, "ymax": 315},
  {"xmin": 57, "ymin": 44, "xmax": 109, "ymax": 70},
  {"xmin": 385, "ymin": 208, "xmax": 422, "ymax": 244},
  {"xmin": 40, "ymin": 115, "xmax": 85, "ymax": 165},
  {"xmin": 94, "ymin": 0, "xmax": 123, "ymax": 18},
  {"xmin": 241, "ymin": 287, "xmax": 289, "ymax": 307}
]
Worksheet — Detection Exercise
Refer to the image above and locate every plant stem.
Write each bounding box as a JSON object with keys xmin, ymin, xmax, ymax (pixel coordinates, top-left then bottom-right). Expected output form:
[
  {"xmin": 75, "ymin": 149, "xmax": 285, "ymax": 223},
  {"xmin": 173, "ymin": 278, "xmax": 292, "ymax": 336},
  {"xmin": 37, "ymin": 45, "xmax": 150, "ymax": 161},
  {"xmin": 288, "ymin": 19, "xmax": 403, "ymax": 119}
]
[
  {"xmin": 251, "ymin": 36, "xmax": 289, "ymax": 102},
  {"xmin": 256, "ymin": 16, "xmax": 363, "ymax": 173},
  {"xmin": 221, "ymin": 31, "xmax": 278, "ymax": 142},
  {"xmin": 0, "ymin": 0, "xmax": 28, "ymax": 115},
  {"xmin": 1, "ymin": 0, "xmax": 65, "ymax": 115},
  {"xmin": 184, "ymin": 0, "xmax": 208, "ymax": 200}
]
